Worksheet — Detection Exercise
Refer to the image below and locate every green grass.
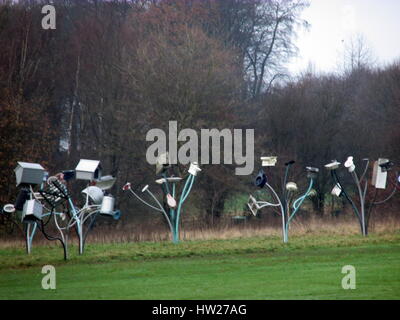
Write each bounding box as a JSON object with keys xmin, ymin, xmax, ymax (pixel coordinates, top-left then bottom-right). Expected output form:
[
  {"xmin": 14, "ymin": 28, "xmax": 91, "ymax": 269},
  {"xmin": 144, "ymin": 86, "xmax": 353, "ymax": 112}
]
[{"xmin": 1, "ymin": 232, "xmax": 400, "ymax": 299}]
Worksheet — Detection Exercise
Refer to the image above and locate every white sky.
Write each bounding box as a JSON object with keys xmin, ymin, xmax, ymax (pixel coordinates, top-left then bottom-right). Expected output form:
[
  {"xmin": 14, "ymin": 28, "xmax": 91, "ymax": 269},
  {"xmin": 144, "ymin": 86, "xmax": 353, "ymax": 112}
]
[{"xmin": 287, "ymin": 0, "xmax": 400, "ymax": 74}]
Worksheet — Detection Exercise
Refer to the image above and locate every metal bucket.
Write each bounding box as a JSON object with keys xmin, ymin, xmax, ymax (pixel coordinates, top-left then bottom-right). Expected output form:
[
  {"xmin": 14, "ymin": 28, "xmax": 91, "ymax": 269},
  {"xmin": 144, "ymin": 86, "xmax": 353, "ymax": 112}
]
[{"xmin": 100, "ymin": 196, "xmax": 115, "ymax": 215}]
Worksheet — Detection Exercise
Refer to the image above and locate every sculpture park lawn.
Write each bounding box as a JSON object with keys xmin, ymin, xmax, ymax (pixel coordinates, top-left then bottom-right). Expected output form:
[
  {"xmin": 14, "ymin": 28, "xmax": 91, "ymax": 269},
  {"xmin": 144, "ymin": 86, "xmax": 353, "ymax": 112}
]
[{"xmin": 0, "ymin": 232, "xmax": 399, "ymax": 299}]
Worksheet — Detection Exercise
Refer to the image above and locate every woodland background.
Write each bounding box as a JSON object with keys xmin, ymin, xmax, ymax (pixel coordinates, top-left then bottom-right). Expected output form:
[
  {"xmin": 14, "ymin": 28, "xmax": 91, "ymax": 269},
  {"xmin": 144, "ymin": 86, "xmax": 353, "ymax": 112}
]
[{"xmin": 0, "ymin": 0, "xmax": 399, "ymax": 233}]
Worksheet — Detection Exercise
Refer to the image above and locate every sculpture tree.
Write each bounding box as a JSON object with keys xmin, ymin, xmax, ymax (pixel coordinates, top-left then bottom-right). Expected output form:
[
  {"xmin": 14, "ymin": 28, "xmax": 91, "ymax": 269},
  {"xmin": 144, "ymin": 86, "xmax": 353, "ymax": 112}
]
[
  {"xmin": 325, "ymin": 157, "xmax": 398, "ymax": 236},
  {"xmin": 1, "ymin": 160, "xmax": 121, "ymax": 260},
  {"xmin": 247, "ymin": 157, "xmax": 318, "ymax": 243},
  {"xmin": 123, "ymin": 153, "xmax": 200, "ymax": 243}
]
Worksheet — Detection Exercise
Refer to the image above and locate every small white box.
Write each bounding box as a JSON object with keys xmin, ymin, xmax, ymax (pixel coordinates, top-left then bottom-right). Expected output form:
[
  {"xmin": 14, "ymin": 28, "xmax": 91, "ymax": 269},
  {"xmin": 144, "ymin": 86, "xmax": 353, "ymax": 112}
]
[
  {"xmin": 22, "ymin": 199, "xmax": 43, "ymax": 221},
  {"xmin": 188, "ymin": 162, "xmax": 201, "ymax": 176},
  {"xmin": 75, "ymin": 159, "xmax": 102, "ymax": 181},
  {"xmin": 261, "ymin": 156, "xmax": 277, "ymax": 167},
  {"xmin": 14, "ymin": 162, "xmax": 45, "ymax": 187},
  {"xmin": 372, "ymin": 159, "xmax": 388, "ymax": 189},
  {"xmin": 331, "ymin": 184, "xmax": 342, "ymax": 197},
  {"xmin": 325, "ymin": 161, "xmax": 340, "ymax": 170}
]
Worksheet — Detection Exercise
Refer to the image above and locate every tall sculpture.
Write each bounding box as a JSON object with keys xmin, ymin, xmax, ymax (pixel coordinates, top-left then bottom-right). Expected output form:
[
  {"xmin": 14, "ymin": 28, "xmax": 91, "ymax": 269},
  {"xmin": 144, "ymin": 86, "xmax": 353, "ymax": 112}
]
[
  {"xmin": 1, "ymin": 160, "xmax": 121, "ymax": 259},
  {"xmin": 123, "ymin": 153, "xmax": 200, "ymax": 243},
  {"xmin": 325, "ymin": 157, "xmax": 398, "ymax": 235},
  {"xmin": 248, "ymin": 157, "xmax": 318, "ymax": 243}
]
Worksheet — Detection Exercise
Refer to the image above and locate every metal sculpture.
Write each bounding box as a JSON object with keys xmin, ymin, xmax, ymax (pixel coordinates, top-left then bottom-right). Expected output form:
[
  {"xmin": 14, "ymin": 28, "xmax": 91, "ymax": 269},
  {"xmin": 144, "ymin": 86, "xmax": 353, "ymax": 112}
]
[
  {"xmin": 247, "ymin": 157, "xmax": 318, "ymax": 243},
  {"xmin": 123, "ymin": 153, "xmax": 200, "ymax": 243},
  {"xmin": 1, "ymin": 160, "xmax": 121, "ymax": 260},
  {"xmin": 325, "ymin": 157, "xmax": 398, "ymax": 236}
]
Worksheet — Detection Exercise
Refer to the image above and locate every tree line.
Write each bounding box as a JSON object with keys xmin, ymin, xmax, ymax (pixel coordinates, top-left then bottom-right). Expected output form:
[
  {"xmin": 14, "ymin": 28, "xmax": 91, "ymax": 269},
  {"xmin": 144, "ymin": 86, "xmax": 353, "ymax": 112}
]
[{"xmin": 0, "ymin": 0, "xmax": 399, "ymax": 225}]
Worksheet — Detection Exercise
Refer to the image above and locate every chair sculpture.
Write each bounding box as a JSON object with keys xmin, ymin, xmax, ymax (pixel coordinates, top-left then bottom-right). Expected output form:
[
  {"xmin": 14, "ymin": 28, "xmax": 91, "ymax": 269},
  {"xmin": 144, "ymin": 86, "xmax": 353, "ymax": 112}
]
[
  {"xmin": 123, "ymin": 153, "xmax": 200, "ymax": 243},
  {"xmin": 247, "ymin": 157, "xmax": 318, "ymax": 243},
  {"xmin": 325, "ymin": 157, "xmax": 398, "ymax": 236},
  {"xmin": 1, "ymin": 160, "xmax": 121, "ymax": 260}
]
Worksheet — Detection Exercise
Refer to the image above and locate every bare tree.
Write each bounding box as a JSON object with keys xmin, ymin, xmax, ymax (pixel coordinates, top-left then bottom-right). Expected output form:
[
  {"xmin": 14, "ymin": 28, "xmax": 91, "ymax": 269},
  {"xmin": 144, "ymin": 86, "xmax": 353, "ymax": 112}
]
[
  {"xmin": 342, "ymin": 33, "xmax": 376, "ymax": 73},
  {"xmin": 244, "ymin": 0, "xmax": 309, "ymax": 99}
]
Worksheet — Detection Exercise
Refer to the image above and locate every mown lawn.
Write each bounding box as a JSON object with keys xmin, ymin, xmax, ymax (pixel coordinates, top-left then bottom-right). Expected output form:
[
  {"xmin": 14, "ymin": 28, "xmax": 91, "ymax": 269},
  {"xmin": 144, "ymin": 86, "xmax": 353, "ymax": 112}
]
[{"xmin": 0, "ymin": 233, "xmax": 399, "ymax": 299}]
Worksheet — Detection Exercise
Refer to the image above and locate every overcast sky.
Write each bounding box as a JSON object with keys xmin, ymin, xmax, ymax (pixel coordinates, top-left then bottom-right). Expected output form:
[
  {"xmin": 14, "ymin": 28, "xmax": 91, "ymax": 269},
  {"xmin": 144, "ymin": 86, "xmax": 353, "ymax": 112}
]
[{"xmin": 287, "ymin": 0, "xmax": 400, "ymax": 75}]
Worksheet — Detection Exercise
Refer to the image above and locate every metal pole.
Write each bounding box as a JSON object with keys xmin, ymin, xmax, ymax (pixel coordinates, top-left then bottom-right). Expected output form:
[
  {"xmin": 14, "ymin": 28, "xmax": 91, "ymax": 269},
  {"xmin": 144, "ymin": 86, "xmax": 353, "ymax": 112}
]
[
  {"xmin": 25, "ymin": 223, "xmax": 32, "ymax": 254},
  {"xmin": 285, "ymin": 179, "xmax": 314, "ymax": 242},
  {"xmin": 264, "ymin": 182, "xmax": 286, "ymax": 242},
  {"xmin": 144, "ymin": 188, "xmax": 174, "ymax": 239},
  {"xmin": 281, "ymin": 165, "xmax": 291, "ymax": 238},
  {"xmin": 351, "ymin": 171, "xmax": 366, "ymax": 236},
  {"xmin": 68, "ymin": 198, "xmax": 83, "ymax": 254},
  {"xmin": 175, "ymin": 175, "xmax": 194, "ymax": 243},
  {"xmin": 332, "ymin": 170, "xmax": 363, "ymax": 233}
]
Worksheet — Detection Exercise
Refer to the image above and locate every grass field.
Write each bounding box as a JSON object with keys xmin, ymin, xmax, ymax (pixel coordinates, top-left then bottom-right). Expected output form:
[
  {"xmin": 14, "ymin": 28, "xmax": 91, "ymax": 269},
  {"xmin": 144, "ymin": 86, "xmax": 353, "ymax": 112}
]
[{"xmin": 1, "ymin": 231, "xmax": 400, "ymax": 300}]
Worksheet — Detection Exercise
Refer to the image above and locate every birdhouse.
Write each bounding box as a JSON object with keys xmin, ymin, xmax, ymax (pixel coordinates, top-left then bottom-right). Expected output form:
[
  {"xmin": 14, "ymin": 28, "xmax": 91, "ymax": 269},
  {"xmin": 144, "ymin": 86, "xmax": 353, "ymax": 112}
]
[
  {"xmin": 331, "ymin": 184, "xmax": 342, "ymax": 197},
  {"xmin": 286, "ymin": 182, "xmax": 298, "ymax": 192},
  {"xmin": 306, "ymin": 167, "xmax": 319, "ymax": 179},
  {"xmin": 75, "ymin": 159, "xmax": 102, "ymax": 181},
  {"xmin": 14, "ymin": 162, "xmax": 45, "ymax": 187},
  {"xmin": 372, "ymin": 159, "xmax": 388, "ymax": 189},
  {"xmin": 261, "ymin": 156, "xmax": 277, "ymax": 167},
  {"xmin": 325, "ymin": 160, "xmax": 341, "ymax": 170},
  {"xmin": 22, "ymin": 199, "xmax": 43, "ymax": 222},
  {"xmin": 188, "ymin": 162, "xmax": 201, "ymax": 176}
]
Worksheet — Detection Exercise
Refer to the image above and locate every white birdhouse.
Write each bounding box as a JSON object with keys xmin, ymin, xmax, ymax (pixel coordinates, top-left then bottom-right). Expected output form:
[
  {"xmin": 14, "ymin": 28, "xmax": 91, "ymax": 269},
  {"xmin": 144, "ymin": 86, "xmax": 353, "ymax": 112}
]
[
  {"xmin": 22, "ymin": 199, "xmax": 43, "ymax": 222},
  {"xmin": 188, "ymin": 162, "xmax": 201, "ymax": 176},
  {"xmin": 261, "ymin": 156, "xmax": 277, "ymax": 167},
  {"xmin": 75, "ymin": 159, "xmax": 102, "ymax": 181},
  {"xmin": 372, "ymin": 159, "xmax": 388, "ymax": 189},
  {"xmin": 331, "ymin": 184, "xmax": 342, "ymax": 197},
  {"xmin": 14, "ymin": 162, "xmax": 45, "ymax": 187},
  {"xmin": 325, "ymin": 160, "xmax": 341, "ymax": 170}
]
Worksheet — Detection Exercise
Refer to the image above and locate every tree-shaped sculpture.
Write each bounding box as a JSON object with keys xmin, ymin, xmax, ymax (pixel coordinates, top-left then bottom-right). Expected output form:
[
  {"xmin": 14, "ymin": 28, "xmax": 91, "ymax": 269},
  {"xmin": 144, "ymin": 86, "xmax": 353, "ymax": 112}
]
[
  {"xmin": 123, "ymin": 153, "xmax": 200, "ymax": 243},
  {"xmin": 1, "ymin": 160, "xmax": 121, "ymax": 260},
  {"xmin": 325, "ymin": 157, "xmax": 398, "ymax": 236},
  {"xmin": 247, "ymin": 157, "xmax": 318, "ymax": 243}
]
